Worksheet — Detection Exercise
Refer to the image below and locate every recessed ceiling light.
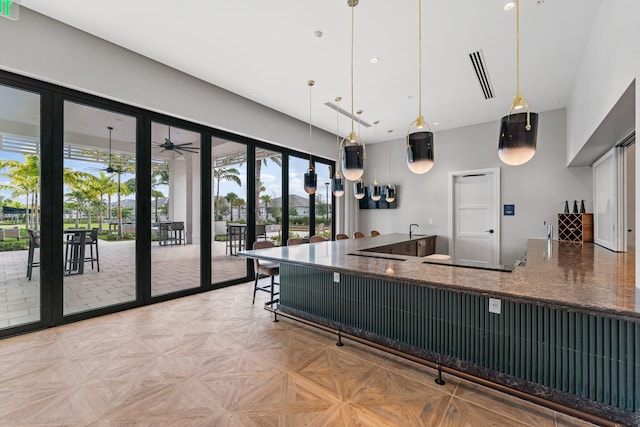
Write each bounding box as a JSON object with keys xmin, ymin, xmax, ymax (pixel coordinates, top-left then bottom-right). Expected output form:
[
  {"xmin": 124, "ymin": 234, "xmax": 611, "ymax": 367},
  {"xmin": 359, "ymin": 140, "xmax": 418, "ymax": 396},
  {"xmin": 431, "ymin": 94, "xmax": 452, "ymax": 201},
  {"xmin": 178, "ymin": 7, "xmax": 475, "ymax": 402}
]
[
  {"xmin": 250, "ymin": 92, "xmax": 258, "ymax": 97},
  {"xmin": 312, "ymin": 30, "xmax": 323, "ymax": 39},
  {"xmin": 504, "ymin": 2, "xmax": 515, "ymax": 11},
  {"xmin": 370, "ymin": 57, "xmax": 379, "ymax": 64},
  {"xmin": 433, "ymin": 122, "xmax": 440, "ymax": 126}
]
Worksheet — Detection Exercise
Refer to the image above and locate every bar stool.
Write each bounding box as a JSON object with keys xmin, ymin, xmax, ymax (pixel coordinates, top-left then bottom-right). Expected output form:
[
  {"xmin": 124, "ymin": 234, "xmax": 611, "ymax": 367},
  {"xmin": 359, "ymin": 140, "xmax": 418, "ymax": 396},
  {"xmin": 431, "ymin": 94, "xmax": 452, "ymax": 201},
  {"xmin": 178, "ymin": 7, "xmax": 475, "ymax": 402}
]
[
  {"xmin": 287, "ymin": 238, "xmax": 306, "ymax": 246},
  {"xmin": 64, "ymin": 231, "xmax": 83, "ymax": 275},
  {"xmin": 26, "ymin": 229, "xmax": 40, "ymax": 281},
  {"xmin": 84, "ymin": 228, "xmax": 100, "ymax": 271},
  {"xmin": 252, "ymin": 241, "xmax": 279, "ymax": 305}
]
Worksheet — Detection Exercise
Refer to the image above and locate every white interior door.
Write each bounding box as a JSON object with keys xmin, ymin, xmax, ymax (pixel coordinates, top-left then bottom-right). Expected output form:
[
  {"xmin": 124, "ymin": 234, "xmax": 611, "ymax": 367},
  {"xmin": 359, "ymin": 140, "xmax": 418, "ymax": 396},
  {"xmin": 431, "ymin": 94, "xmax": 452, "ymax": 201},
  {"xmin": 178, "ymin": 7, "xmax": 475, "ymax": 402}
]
[
  {"xmin": 593, "ymin": 147, "xmax": 625, "ymax": 251},
  {"xmin": 449, "ymin": 168, "xmax": 500, "ymax": 265}
]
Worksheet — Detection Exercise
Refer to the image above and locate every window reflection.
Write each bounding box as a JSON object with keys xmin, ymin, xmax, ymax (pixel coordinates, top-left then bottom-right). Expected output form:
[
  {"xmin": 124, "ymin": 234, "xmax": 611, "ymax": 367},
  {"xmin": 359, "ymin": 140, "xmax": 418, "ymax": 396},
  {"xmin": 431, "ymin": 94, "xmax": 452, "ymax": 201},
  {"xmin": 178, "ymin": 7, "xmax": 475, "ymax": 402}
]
[
  {"xmin": 212, "ymin": 137, "xmax": 248, "ymax": 284},
  {"xmin": 62, "ymin": 101, "xmax": 137, "ymax": 315},
  {"xmin": 150, "ymin": 122, "xmax": 201, "ymax": 296}
]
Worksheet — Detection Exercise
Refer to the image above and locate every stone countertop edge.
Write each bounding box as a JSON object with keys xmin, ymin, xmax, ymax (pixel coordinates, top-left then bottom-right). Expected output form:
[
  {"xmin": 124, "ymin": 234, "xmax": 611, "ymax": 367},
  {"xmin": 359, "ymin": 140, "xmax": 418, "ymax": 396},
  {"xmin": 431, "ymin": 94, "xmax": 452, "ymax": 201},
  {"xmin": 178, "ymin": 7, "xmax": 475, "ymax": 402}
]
[{"xmin": 240, "ymin": 235, "xmax": 639, "ymax": 322}]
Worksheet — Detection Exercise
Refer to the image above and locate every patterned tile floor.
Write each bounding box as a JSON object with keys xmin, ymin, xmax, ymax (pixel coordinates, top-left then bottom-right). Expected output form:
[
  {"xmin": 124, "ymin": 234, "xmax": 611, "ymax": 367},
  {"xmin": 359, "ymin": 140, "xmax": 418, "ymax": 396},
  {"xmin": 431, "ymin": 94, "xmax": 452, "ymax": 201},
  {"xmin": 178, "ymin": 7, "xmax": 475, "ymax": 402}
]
[{"xmin": 0, "ymin": 282, "xmax": 599, "ymax": 426}]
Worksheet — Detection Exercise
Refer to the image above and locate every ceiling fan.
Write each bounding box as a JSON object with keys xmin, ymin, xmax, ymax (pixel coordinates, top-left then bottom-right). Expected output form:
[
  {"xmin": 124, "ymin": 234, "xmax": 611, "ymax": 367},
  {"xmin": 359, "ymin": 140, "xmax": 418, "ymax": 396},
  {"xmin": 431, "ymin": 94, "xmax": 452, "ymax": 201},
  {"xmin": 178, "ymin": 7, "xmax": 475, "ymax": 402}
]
[
  {"xmin": 153, "ymin": 126, "xmax": 200, "ymax": 155},
  {"xmin": 89, "ymin": 126, "xmax": 125, "ymax": 174}
]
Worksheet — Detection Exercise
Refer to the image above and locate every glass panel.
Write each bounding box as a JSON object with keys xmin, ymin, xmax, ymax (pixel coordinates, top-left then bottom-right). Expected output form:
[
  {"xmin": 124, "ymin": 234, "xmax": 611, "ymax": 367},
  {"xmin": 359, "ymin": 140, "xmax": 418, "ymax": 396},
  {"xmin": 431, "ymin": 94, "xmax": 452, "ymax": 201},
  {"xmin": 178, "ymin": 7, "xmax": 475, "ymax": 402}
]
[
  {"xmin": 288, "ymin": 156, "xmax": 310, "ymax": 241},
  {"xmin": 256, "ymin": 148, "xmax": 282, "ymax": 246},
  {"xmin": 314, "ymin": 163, "xmax": 332, "ymax": 238},
  {"xmin": 151, "ymin": 122, "xmax": 201, "ymax": 296},
  {"xmin": 63, "ymin": 102, "xmax": 137, "ymax": 315},
  {"xmin": 0, "ymin": 84, "xmax": 41, "ymax": 329},
  {"xmin": 212, "ymin": 137, "xmax": 247, "ymax": 284}
]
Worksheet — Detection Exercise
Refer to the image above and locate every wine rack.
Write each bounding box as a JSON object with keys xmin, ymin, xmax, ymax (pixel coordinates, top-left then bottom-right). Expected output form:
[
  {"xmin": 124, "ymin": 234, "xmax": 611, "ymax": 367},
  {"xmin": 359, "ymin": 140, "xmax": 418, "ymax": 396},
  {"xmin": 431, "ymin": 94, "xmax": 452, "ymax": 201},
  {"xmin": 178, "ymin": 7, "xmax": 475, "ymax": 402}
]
[{"xmin": 557, "ymin": 213, "xmax": 593, "ymax": 242}]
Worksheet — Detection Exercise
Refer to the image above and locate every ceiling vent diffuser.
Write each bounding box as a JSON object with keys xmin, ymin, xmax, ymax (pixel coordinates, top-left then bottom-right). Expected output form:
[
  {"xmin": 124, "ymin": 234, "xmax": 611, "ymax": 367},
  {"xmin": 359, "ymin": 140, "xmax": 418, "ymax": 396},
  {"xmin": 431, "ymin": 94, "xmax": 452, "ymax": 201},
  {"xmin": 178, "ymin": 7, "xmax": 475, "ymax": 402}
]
[{"xmin": 469, "ymin": 50, "xmax": 495, "ymax": 100}]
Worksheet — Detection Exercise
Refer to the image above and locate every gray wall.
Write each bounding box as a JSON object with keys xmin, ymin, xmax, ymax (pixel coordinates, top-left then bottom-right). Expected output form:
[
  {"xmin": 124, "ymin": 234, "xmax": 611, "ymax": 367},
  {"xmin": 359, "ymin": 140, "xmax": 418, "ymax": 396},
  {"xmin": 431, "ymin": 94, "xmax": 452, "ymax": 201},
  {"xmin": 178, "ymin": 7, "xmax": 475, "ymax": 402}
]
[
  {"xmin": 360, "ymin": 109, "xmax": 593, "ymax": 265},
  {"xmin": 0, "ymin": 8, "xmax": 337, "ymax": 159}
]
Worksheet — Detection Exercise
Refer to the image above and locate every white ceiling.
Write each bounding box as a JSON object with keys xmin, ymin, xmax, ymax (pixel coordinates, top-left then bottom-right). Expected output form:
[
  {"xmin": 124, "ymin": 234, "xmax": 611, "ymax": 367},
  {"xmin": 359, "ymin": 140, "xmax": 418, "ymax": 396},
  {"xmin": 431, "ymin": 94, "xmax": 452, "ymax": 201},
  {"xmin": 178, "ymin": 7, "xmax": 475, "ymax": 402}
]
[{"xmin": 19, "ymin": 0, "xmax": 603, "ymax": 143}]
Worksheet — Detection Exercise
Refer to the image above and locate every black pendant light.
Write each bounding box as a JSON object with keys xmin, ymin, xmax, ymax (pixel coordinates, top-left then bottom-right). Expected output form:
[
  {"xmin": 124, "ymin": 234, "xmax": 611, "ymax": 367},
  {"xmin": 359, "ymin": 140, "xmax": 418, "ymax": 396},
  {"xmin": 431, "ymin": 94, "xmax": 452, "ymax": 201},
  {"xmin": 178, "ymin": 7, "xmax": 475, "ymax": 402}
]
[
  {"xmin": 385, "ymin": 129, "xmax": 396, "ymax": 202},
  {"xmin": 304, "ymin": 80, "xmax": 317, "ymax": 195},
  {"xmin": 498, "ymin": 0, "xmax": 538, "ymax": 166},
  {"xmin": 332, "ymin": 97, "xmax": 345, "ymax": 197},
  {"xmin": 341, "ymin": 0, "xmax": 365, "ymax": 182},
  {"xmin": 370, "ymin": 121, "xmax": 382, "ymax": 201},
  {"xmin": 406, "ymin": 0, "xmax": 434, "ymax": 175},
  {"xmin": 354, "ymin": 179, "xmax": 365, "ymax": 200}
]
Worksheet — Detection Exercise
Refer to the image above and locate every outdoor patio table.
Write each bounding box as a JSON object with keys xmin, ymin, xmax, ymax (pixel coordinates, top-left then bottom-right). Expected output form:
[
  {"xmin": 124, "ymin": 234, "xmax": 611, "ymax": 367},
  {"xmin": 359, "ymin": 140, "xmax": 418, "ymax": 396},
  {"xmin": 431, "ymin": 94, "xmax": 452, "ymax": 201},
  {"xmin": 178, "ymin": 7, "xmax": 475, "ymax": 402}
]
[{"xmin": 64, "ymin": 228, "xmax": 88, "ymax": 275}]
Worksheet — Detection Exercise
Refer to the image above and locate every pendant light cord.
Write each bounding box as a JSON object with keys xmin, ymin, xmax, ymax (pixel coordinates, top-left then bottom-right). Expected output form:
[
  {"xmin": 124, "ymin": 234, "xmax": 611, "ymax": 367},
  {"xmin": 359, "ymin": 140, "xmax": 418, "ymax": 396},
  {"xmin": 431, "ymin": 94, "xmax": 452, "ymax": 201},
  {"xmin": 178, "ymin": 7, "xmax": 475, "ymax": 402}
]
[
  {"xmin": 373, "ymin": 121, "xmax": 379, "ymax": 182},
  {"xmin": 308, "ymin": 80, "xmax": 314, "ymax": 170},
  {"xmin": 350, "ymin": 2, "xmax": 355, "ymax": 139},
  {"xmin": 418, "ymin": 0, "xmax": 422, "ymax": 120},
  {"xmin": 387, "ymin": 130, "xmax": 393, "ymax": 184},
  {"xmin": 513, "ymin": 0, "xmax": 531, "ymax": 130},
  {"xmin": 516, "ymin": 0, "xmax": 520, "ymax": 97},
  {"xmin": 335, "ymin": 97, "xmax": 341, "ymax": 173}
]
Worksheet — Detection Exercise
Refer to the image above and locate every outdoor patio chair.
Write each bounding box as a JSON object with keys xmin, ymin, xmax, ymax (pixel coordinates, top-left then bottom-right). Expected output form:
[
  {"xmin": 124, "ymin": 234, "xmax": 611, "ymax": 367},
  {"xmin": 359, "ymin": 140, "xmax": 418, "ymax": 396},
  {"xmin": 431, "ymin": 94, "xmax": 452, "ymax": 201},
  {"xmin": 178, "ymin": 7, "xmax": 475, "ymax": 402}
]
[{"xmin": 27, "ymin": 229, "xmax": 40, "ymax": 281}]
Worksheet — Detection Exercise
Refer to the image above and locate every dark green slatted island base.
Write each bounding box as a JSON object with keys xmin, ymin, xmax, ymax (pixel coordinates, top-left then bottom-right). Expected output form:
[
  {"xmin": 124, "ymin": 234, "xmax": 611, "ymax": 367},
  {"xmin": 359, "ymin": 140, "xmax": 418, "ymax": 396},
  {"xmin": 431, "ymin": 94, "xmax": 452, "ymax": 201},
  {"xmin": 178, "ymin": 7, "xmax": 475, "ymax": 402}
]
[{"xmin": 240, "ymin": 235, "xmax": 639, "ymax": 426}]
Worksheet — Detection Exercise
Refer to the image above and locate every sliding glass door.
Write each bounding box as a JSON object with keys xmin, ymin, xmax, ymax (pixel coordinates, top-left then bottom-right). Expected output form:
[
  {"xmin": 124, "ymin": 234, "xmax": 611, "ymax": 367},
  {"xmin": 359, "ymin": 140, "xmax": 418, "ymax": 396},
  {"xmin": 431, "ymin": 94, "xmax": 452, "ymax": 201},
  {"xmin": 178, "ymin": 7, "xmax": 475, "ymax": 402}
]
[
  {"xmin": 0, "ymin": 83, "xmax": 41, "ymax": 329},
  {"xmin": 62, "ymin": 102, "xmax": 137, "ymax": 315},
  {"xmin": 150, "ymin": 122, "xmax": 201, "ymax": 297}
]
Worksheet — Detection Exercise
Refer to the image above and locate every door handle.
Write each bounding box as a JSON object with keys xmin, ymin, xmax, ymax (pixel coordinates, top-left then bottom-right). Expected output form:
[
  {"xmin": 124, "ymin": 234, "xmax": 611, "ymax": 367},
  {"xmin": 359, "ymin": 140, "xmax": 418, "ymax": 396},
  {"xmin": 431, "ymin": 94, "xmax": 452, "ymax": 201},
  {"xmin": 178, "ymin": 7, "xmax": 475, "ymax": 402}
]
[{"xmin": 485, "ymin": 229, "xmax": 494, "ymax": 234}]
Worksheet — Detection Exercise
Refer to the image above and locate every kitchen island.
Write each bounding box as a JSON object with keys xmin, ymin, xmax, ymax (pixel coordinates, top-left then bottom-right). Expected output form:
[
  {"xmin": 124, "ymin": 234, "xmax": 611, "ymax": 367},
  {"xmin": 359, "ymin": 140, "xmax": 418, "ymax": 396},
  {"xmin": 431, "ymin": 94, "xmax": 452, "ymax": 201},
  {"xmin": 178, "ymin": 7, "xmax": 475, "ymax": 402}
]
[{"xmin": 241, "ymin": 235, "xmax": 639, "ymax": 425}]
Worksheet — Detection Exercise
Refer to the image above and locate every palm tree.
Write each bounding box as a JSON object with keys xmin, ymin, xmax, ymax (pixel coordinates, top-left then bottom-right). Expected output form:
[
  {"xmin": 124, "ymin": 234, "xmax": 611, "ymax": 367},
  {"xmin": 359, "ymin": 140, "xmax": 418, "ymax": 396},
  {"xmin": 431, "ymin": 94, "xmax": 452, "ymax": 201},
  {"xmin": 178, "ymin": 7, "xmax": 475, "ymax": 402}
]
[
  {"xmin": 93, "ymin": 172, "xmax": 118, "ymax": 231},
  {"xmin": 255, "ymin": 154, "xmax": 281, "ymax": 224},
  {"xmin": 151, "ymin": 189, "xmax": 164, "ymax": 223},
  {"xmin": 260, "ymin": 194, "xmax": 272, "ymax": 222},
  {"xmin": 225, "ymin": 192, "xmax": 239, "ymax": 221},
  {"xmin": 233, "ymin": 197, "xmax": 245, "ymax": 221},
  {"xmin": 213, "ymin": 167, "xmax": 241, "ymax": 220},
  {"xmin": 151, "ymin": 169, "xmax": 169, "ymax": 223},
  {"xmin": 0, "ymin": 155, "xmax": 40, "ymax": 230}
]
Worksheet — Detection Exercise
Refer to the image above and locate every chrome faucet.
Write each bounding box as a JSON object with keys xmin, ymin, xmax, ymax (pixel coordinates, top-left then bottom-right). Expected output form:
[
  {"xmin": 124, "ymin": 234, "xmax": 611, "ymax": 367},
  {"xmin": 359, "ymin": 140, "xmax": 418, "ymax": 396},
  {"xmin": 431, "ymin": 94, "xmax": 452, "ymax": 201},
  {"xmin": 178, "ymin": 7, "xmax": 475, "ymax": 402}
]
[
  {"xmin": 409, "ymin": 223, "xmax": 419, "ymax": 239},
  {"xmin": 544, "ymin": 221, "xmax": 553, "ymax": 240}
]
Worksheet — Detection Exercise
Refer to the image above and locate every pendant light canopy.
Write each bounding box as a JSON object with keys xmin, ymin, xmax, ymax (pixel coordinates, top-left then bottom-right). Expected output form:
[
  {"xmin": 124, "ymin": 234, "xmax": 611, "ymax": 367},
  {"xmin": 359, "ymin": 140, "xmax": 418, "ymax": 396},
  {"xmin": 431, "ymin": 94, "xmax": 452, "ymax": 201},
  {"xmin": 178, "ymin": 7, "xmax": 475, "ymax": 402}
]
[
  {"xmin": 332, "ymin": 97, "xmax": 345, "ymax": 197},
  {"xmin": 304, "ymin": 80, "xmax": 317, "ymax": 195},
  {"xmin": 370, "ymin": 120, "xmax": 382, "ymax": 202},
  {"xmin": 406, "ymin": 0, "xmax": 434, "ymax": 175},
  {"xmin": 385, "ymin": 129, "xmax": 396, "ymax": 203},
  {"xmin": 498, "ymin": 0, "xmax": 538, "ymax": 166},
  {"xmin": 341, "ymin": 0, "xmax": 365, "ymax": 182}
]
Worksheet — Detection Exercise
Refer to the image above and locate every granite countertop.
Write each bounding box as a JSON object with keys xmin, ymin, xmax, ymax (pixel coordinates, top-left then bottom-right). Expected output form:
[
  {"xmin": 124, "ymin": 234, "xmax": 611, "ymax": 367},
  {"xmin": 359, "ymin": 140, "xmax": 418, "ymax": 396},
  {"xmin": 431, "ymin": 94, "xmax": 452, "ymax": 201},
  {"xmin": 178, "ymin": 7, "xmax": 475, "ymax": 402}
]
[{"xmin": 240, "ymin": 235, "xmax": 639, "ymax": 321}]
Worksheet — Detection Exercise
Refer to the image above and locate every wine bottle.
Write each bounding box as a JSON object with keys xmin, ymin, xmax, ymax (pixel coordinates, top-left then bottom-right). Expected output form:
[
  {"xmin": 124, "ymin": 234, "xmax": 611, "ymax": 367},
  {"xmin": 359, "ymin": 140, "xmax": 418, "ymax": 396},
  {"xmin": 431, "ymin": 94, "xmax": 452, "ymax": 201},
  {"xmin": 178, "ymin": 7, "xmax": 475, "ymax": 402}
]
[
  {"xmin": 580, "ymin": 200, "xmax": 586, "ymax": 213},
  {"xmin": 573, "ymin": 200, "xmax": 578, "ymax": 213},
  {"xmin": 564, "ymin": 201, "xmax": 569, "ymax": 214}
]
